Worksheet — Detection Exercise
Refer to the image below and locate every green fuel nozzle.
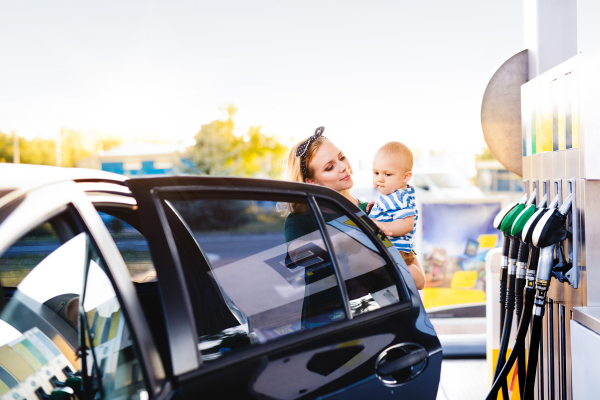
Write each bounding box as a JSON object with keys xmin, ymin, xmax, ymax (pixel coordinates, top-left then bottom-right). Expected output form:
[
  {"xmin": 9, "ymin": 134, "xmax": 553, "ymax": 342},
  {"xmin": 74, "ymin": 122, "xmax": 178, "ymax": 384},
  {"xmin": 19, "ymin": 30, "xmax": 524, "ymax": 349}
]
[
  {"xmin": 493, "ymin": 193, "xmax": 528, "ymax": 231},
  {"xmin": 496, "ymin": 193, "xmax": 530, "ymax": 235}
]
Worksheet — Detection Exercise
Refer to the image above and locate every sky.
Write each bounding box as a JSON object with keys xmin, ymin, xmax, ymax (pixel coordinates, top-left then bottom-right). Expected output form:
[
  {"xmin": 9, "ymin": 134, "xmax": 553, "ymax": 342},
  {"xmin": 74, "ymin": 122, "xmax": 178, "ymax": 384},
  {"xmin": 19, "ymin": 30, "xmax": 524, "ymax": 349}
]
[{"xmin": 0, "ymin": 0, "xmax": 523, "ymax": 159}]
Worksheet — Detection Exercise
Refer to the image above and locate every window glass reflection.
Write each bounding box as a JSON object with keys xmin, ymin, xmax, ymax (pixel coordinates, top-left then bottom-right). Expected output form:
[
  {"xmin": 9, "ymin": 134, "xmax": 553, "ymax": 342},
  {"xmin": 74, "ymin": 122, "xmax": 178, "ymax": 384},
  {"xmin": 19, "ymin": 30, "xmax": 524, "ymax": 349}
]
[
  {"xmin": 164, "ymin": 196, "xmax": 346, "ymax": 363},
  {"xmin": 315, "ymin": 199, "xmax": 401, "ymax": 317},
  {"xmin": 82, "ymin": 245, "xmax": 147, "ymax": 400}
]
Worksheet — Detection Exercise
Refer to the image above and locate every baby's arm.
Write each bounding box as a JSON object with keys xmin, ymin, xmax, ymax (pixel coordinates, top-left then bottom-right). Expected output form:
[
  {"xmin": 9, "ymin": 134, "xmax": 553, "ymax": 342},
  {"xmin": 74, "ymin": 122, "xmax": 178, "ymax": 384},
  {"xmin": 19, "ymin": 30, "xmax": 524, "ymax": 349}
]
[{"xmin": 371, "ymin": 216, "xmax": 415, "ymax": 237}]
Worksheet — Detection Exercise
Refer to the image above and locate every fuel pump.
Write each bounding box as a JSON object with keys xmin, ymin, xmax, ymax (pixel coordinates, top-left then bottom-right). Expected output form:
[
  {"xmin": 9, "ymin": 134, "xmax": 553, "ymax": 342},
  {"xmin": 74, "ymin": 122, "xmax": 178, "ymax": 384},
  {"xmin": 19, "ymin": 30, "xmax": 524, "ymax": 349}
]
[
  {"xmin": 482, "ymin": 13, "xmax": 600, "ymax": 396},
  {"xmin": 485, "ymin": 194, "xmax": 560, "ymax": 400}
]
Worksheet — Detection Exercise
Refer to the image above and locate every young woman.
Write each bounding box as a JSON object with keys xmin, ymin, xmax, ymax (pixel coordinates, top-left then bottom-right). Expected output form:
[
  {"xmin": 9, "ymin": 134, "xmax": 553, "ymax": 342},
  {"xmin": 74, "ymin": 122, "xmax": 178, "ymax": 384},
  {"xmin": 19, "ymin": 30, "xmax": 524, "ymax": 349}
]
[{"xmin": 282, "ymin": 127, "xmax": 426, "ymax": 291}]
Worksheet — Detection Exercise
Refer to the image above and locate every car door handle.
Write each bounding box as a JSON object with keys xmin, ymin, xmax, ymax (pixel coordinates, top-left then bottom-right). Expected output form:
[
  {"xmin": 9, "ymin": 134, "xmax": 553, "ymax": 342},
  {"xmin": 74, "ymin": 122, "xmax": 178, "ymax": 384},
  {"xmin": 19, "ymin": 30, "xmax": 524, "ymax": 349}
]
[
  {"xmin": 377, "ymin": 347, "xmax": 428, "ymax": 375},
  {"xmin": 375, "ymin": 344, "xmax": 429, "ymax": 385}
]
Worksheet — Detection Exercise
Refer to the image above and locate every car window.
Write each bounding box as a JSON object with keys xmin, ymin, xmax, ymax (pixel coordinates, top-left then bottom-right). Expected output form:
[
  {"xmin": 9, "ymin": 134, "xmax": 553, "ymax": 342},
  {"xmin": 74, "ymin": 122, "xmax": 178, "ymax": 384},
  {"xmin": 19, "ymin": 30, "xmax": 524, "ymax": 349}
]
[
  {"xmin": 161, "ymin": 194, "xmax": 347, "ymax": 363},
  {"xmin": 0, "ymin": 212, "xmax": 149, "ymax": 400},
  {"xmin": 0, "ymin": 222, "xmax": 61, "ymax": 287},
  {"xmin": 81, "ymin": 240, "xmax": 148, "ymax": 400},
  {"xmin": 315, "ymin": 199, "xmax": 403, "ymax": 316},
  {"xmin": 427, "ymin": 173, "xmax": 473, "ymax": 189},
  {"xmin": 98, "ymin": 212, "xmax": 156, "ymax": 282},
  {"xmin": 0, "ymin": 218, "xmax": 83, "ymax": 400}
]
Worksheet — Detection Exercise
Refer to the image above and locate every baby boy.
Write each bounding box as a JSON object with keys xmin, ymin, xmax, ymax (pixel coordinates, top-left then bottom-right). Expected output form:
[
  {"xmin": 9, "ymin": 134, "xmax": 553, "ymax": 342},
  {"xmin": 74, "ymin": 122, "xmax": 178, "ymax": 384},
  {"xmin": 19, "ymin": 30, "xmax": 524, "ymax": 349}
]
[{"xmin": 368, "ymin": 141, "xmax": 419, "ymax": 271}]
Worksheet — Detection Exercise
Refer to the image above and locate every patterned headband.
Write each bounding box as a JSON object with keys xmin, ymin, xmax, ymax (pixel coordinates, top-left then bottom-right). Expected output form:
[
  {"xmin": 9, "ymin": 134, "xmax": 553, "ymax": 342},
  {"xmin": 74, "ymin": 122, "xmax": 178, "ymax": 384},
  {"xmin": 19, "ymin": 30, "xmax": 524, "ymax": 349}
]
[{"xmin": 296, "ymin": 126, "xmax": 325, "ymax": 178}]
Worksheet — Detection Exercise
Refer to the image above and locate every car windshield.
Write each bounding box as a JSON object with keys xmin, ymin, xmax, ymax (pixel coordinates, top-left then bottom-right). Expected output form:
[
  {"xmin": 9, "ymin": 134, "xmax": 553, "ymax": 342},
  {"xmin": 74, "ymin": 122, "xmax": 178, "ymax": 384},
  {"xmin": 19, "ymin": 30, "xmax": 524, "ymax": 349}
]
[{"xmin": 427, "ymin": 173, "xmax": 473, "ymax": 189}]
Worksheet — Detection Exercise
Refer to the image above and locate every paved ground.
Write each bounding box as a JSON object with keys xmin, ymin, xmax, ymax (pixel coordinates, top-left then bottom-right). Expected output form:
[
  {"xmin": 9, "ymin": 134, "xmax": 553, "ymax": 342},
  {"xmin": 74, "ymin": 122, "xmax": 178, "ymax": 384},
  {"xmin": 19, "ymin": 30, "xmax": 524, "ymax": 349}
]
[{"xmin": 437, "ymin": 359, "xmax": 488, "ymax": 400}]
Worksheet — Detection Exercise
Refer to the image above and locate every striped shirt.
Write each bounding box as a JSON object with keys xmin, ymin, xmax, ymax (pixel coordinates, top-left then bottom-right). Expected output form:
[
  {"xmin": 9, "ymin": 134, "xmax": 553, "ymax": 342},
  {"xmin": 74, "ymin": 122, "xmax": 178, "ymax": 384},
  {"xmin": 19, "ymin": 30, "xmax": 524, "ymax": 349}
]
[{"xmin": 368, "ymin": 185, "xmax": 418, "ymax": 253}]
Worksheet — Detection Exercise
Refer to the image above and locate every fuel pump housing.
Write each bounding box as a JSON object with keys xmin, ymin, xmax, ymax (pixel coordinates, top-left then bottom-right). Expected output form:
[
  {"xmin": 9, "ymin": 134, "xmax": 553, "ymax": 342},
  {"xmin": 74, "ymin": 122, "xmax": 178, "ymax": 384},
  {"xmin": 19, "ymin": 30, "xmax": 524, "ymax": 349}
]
[{"xmin": 483, "ymin": 2, "xmax": 600, "ymax": 399}]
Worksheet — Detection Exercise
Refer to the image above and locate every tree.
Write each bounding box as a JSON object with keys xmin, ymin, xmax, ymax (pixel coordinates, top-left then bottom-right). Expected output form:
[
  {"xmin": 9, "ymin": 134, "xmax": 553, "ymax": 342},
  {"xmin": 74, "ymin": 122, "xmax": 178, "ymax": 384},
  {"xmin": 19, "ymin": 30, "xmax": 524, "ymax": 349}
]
[
  {"xmin": 0, "ymin": 130, "xmax": 122, "ymax": 166},
  {"xmin": 186, "ymin": 105, "xmax": 287, "ymax": 178},
  {"xmin": 0, "ymin": 131, "xmax": 56, "ymax": 164},
  {"xmin": 476, "ymin": 146, "xmax": 496, "ymax": 161}
]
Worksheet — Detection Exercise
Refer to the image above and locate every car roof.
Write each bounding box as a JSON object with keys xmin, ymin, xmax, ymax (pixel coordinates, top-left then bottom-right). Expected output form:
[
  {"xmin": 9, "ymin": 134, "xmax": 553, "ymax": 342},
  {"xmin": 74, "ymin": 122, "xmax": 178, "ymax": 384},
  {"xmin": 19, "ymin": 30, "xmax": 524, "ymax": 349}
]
[
  {"xmin": 0, "ymin": 164, "xmax": 128, "ymax": 190},
  {"xmin": 0, "ymin": 164, "xmax": 129, "ymax": 204}
]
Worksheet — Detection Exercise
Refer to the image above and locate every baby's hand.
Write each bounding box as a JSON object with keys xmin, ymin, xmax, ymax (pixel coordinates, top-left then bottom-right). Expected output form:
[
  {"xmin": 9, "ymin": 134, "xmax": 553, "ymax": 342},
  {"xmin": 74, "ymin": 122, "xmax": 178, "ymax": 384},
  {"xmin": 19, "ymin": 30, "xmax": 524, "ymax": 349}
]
[
  {"xmin": 366, "ymin": 201, "xmax": 375, "ymax": 213},
  {"xmin": 371, "ymin": 219, "xmax": 393, "ymax": 236}
]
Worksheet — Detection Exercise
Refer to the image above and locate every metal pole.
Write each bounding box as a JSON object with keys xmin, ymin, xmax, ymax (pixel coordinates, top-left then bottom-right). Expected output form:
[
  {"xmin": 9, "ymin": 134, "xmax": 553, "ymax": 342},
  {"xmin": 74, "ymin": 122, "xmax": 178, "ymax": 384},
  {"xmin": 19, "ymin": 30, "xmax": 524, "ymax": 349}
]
[{"xmin": 12, "ymin": 132, "xmax": 19, "ymax": 164}]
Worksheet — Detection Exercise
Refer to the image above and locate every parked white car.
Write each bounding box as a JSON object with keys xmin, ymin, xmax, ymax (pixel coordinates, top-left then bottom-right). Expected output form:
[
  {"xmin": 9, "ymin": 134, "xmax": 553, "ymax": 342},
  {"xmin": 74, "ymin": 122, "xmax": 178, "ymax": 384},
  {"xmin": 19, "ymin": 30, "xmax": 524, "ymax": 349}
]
[
  {"xmin": 411, "ymin": 170, "xmax": 485, "ymax": 200},
  {"xmin": 352, "ymin": 169, "xmax": 484, "ymax": 201}
]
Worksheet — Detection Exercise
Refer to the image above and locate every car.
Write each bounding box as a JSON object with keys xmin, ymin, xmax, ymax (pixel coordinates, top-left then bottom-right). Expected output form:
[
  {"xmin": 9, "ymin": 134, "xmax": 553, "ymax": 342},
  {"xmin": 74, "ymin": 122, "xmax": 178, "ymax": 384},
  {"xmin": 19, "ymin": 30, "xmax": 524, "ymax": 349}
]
[
  {"xmin": 0, "ymin": 164, "xmax": 442, "ymax": 400},
  {"xmin": 410, "ymin": 170, "xmax": 485, "ymax": 200},
  {"xmin": 352, "ymin": 169, "xmax": 484, "ymax": 202}
]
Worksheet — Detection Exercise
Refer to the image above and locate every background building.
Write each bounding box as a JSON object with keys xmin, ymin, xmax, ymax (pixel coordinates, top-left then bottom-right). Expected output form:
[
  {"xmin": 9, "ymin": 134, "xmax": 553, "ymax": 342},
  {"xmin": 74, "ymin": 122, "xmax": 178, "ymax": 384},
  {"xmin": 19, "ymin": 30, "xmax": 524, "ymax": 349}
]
[
  {"xmin": 475, "ymin": 159, "xmax": 523, "ymax": 201},
  {"xmin": 77, "ymin": 143, "xmax": 190, "ymax": 176}
]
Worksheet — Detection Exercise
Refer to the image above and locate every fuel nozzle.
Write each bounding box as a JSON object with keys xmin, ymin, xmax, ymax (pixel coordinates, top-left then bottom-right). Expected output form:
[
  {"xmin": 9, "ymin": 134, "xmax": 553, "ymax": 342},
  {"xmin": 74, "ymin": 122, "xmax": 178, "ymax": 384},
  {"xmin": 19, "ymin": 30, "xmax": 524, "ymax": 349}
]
[
  {"xmin": 493, "ymin": 195, "xmax": 527, "ymax": 231},
  {"xmin": 520, "ymin": 193, "xmax": 557, "ymax": 245},
  {"xmin": 501, "ymin": 192, "xmax": 536, "ymax": 273},
  {"xmin": 511, "ymin": 192, "xmax": 543, "ymax": 239},
  {"xmin": 493, "ymin": 194, "xmax": 528, "ymax": 269},
  {"xmin": 532, "ymin": 193, "xmax": 572, "ymax": 248},
  {"xmin": 510, "ymin": 192, "xmax": 541, "ymax": 273},
  {"xmin": 492, "ymin": 193, "xmax": 528, "ymax": 324}
]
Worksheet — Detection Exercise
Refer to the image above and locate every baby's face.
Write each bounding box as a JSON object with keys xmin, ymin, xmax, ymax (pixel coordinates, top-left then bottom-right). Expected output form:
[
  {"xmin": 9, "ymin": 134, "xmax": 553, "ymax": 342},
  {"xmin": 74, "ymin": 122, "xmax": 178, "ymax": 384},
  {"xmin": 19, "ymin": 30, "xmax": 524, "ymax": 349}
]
[{"xmin": 372, "ymin": 156, "xmax": 411, "ymax": 195}]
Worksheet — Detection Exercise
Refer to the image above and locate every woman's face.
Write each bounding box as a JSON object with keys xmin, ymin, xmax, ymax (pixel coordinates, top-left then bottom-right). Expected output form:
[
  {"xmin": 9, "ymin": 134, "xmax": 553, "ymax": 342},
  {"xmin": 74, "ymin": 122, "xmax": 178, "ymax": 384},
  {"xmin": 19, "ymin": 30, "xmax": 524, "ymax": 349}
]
[{"xmin": 305, "ymin": 140, "xmax": 354, "ymax": 192}]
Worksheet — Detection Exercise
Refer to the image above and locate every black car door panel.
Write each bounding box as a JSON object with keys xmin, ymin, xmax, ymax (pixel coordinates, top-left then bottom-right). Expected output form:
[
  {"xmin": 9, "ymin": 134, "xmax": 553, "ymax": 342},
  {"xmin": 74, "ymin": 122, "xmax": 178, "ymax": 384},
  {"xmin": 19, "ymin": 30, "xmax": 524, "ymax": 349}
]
[{"xmin": 128, "ymin": 176, "xmax": 442, "ymax": 400}]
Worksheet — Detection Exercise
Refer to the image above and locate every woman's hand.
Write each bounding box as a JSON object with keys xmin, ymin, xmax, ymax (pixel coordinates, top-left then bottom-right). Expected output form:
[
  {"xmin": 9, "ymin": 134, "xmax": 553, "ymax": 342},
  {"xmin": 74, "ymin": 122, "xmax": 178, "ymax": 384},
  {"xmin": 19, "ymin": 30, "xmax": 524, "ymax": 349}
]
[
  {"xmin": 366, "ymin": 201, "xmax": 375, "ymax": 214},
  {"xmin": 371, "ymin": 219, "xmax": 393, "ymax": 236}
]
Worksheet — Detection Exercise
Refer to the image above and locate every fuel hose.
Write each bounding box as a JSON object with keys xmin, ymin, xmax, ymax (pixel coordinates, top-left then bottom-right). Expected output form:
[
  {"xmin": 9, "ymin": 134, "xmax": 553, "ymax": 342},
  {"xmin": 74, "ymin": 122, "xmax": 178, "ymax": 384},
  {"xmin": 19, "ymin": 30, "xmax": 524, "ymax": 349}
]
[
  {"xmin": 515, "ymin": 241, "xmax": 529, "ymax": 396},
  {"xmin": 499, "ymin": 233, "xmax": 511, "ymax": 335},
  {"xmin": 523, "ymin": 245, "xmax": 555, "ymax": 400},
  {"xmin": 493, "ymin": 236, "xmax": 520, "ymax": 400},
  {"xmin": 485, "ymin": 288, "xmax": 534, "ymax": 400},
  {"xmin": 486, "ymin": 246, "xmax": 540, "ymax": 400}
]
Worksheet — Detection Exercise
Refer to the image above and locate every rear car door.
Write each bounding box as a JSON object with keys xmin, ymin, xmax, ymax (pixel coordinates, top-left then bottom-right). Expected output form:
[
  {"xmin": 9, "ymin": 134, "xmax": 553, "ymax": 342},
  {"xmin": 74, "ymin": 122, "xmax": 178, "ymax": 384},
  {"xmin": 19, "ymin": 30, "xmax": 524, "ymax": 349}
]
[
  {"xmin": 0, "ymin": 180, "xmax": 169, "ymax": 400},
  {"xmin": 129, "ymin": 176, "xmax": 442, "ymax": 400}
]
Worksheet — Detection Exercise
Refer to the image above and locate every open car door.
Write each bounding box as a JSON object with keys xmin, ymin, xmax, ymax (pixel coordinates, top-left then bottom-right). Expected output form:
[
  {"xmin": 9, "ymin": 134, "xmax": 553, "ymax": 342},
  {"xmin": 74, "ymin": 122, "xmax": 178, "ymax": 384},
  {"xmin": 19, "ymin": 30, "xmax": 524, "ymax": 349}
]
[{"xmin": 128, "ymin": 176, "xmax": 442, "ymax": 400}]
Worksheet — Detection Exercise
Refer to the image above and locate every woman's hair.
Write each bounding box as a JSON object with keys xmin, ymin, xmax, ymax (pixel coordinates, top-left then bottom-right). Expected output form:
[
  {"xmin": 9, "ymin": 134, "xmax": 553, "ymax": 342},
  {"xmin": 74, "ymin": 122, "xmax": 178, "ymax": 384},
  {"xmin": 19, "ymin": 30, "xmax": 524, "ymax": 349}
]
[
  {"xmin": 280, "ymin": 135, "xmax": 329, "ymax": 214},
  {"xmin": 283, "ymin": 135, "xmax": 328, "ymax": 183}
]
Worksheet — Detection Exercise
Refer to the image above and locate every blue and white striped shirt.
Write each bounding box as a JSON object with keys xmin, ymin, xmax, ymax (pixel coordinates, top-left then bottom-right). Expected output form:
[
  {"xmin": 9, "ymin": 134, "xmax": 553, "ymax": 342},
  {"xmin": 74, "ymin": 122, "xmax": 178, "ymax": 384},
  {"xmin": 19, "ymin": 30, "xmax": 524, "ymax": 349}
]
[{"xmin": 368, "ymin": 185, "xmax": 418, "ymax": 253}]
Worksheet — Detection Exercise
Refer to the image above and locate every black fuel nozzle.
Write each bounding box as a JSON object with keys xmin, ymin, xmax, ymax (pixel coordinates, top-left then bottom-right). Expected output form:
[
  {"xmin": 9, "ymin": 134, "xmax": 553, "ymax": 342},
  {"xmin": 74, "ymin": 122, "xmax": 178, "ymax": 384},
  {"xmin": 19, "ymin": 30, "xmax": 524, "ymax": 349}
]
[{"xmin": 532, "ymin": 194, "xmax": 572, "ymax": 248}]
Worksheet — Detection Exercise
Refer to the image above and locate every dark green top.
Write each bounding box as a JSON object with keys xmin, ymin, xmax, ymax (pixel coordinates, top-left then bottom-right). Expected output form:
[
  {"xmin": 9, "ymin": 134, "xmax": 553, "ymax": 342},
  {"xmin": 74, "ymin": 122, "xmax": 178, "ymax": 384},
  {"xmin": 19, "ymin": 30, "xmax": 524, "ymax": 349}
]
[{"xmin": 358, "ymin": 200, "xmax": 368, "ymax": 213}]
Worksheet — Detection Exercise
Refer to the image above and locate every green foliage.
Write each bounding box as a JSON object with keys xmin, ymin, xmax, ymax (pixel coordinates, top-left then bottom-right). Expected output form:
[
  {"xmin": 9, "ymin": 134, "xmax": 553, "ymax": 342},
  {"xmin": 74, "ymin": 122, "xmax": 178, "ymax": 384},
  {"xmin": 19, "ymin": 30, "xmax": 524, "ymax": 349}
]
[
  {"xmin": 0, "ymin": 132, "xmax": 14, "ymax": 163},
  {"xmin": 0, "ymin": 131, "xmax": 57, "ymax": 165},
  {"xmin": 476, "ymin": 147, "xmax": 496, "ymax": 161},
  {"xmin": 0, "ymin": 130, "xmax": 122, "ymax": 167},
  {"xmin": 186, "ymin": 105, "xmax": 287, "ymax": 178}
]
